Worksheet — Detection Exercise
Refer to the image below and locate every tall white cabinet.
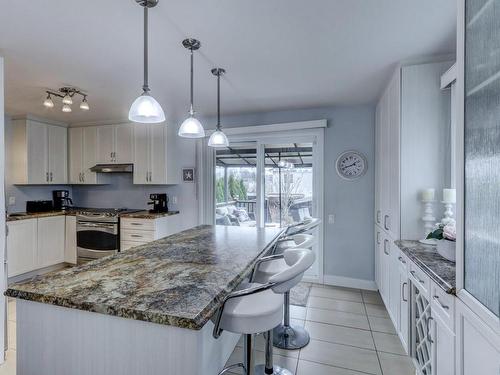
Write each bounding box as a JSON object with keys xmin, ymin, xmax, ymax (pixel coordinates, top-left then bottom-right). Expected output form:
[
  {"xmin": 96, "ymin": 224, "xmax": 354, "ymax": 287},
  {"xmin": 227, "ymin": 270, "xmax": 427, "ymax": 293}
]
[
  {"xmin": 8, "ymin": 117, "xmax": 68, "ymax": 184},
  {"xmin": 96, "ymin": 124, "xmax": 134, "ymax": 164},
  {"xmin": 69, "ymin": 126, "xmax": 102, "ymax": 184}
]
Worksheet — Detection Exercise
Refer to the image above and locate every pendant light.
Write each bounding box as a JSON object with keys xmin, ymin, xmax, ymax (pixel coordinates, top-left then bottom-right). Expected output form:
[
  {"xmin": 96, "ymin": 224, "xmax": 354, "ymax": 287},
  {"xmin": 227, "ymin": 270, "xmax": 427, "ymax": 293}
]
[
  {"xmin": 178, "ymin": 39, "xmax": 205, "ymax": 138},
  {"xmin": 43, "ymin": 93, "xmax": 54, "ymax": 108},
  {"xmin": 208, "ymin": 68, "xmax": 229, "ymax": 148},
  {"xmin": 129, "ymin": 0, "xmax": 165, "ymax": 123}
]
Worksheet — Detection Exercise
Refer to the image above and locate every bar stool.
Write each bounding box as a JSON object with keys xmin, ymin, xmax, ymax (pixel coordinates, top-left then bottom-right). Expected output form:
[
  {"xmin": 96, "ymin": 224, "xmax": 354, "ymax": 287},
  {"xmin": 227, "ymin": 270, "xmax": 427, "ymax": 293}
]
[
  {"xmin": 213, "ymin": 248, "xmax": 315, "ymax": 375},
  {"xmin": 251, "ymin": 236, "xmax": 314, "ymax": 351}
]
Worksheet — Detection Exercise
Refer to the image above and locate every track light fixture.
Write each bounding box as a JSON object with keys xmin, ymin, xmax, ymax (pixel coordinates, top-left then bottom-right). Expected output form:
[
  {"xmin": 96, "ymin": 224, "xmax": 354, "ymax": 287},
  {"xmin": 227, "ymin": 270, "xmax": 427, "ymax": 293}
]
[{"xmin": 43, "ymin": 87, "xmax": 89, "ymax": 113}]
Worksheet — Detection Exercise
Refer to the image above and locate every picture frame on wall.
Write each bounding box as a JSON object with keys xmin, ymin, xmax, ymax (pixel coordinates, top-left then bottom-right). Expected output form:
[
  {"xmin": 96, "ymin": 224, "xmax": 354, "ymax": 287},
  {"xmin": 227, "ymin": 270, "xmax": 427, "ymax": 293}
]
[{"xmin": 182, "ymin": 168, "xmax": 195, "ymax": 183}]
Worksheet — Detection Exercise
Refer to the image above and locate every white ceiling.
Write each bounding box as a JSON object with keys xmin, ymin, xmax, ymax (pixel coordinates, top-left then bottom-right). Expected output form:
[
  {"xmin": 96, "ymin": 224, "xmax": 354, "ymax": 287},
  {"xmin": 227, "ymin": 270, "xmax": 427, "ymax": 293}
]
[{"xmin": 0, "ymin": 0, "xmax": 456, "ymax": 125}]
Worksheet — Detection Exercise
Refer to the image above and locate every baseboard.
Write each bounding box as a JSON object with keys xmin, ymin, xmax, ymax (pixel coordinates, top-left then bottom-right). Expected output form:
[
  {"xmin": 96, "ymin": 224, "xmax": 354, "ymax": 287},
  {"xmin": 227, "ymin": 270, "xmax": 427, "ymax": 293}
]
[{"xmin": 322, "ymin": 275, "xmax": 378, "ymax": 291}]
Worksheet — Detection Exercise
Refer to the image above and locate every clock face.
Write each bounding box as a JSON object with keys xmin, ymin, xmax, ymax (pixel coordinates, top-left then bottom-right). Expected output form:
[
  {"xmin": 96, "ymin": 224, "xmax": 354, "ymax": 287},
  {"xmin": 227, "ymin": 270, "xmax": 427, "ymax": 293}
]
[{"xmin": 336, "ymin": 151, "xmax": 367, "ymax": 180}]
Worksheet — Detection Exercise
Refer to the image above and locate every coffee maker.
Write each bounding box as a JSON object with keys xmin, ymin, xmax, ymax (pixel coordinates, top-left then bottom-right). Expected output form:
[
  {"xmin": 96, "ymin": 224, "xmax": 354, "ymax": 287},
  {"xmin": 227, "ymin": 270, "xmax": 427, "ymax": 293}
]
[
  {"xmin": 52, "ymin": 190, "xmax": 73, "ymax": 211},
  {"xmin": 148, "ymin": 193, "xmax": 168, "ymax": 213}
]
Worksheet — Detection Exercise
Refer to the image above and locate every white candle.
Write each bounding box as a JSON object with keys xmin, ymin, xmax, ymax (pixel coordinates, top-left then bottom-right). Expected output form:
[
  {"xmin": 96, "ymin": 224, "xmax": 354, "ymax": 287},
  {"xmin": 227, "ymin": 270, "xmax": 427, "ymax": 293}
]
[
  {"xmin": 443, "ymin": 188, "xmax": 456, "ymax": 203},
  {"xmin": 422, "ymin": 188, "xmax": 435, "ymax": 201}
]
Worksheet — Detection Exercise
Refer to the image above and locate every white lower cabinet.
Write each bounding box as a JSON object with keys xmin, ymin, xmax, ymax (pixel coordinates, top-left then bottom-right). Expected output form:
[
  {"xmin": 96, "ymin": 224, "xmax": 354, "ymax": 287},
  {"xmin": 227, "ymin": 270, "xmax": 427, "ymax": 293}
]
[
  {"xmin": 7, "ymin": 219, "xmax": 37, "ymax": 277},
  {"xmin": 120, "ymin": 216, "xmax": 181, "ymax": 251},
  {"xmin": 64, "ymin": 215, "xmax": 77, "ymax": 264},
  {"xmin": 7, "ymin": 216, "xmax": 67, "ymax": 277},
  {"xmin": 431, "ymin": 310, "xmax": 455, "ymax": 375},
  {"xmin": 398, "ymin": 253, "xmax": 409, "ymax": 352}
]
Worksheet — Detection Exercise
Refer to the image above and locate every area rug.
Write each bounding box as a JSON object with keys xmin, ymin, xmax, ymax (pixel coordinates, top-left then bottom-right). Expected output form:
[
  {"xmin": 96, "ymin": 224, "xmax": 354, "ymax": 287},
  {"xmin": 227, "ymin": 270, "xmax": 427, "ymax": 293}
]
[{"xmin": 289, "ymin": 282, "xmax": 312, "ymax": 307}]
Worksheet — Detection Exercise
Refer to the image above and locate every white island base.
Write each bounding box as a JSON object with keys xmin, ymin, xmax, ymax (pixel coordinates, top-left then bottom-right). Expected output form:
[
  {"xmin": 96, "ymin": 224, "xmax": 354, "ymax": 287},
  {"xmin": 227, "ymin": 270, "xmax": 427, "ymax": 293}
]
[{"xmin": 16, "ymin": 300, "xmax": 240, "ymax": 375}]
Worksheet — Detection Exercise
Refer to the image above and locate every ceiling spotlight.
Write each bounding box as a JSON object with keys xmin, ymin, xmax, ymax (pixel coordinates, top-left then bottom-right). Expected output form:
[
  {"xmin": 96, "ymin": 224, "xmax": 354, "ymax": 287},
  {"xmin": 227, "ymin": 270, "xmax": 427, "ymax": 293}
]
[
  {"xmin": 62, "ymin": 104, "xmax": 72, "ymax": 113},
  {"xmin": 43, "ymin": 93, "xmax": 54, "ymax": 108},
  {"xmin": 62, "ymin": 94, "xmax": 73, "ymax": 105},
  {"xmin": 80, "ymin": 96, "xmax": 90, "ymax": 110}
]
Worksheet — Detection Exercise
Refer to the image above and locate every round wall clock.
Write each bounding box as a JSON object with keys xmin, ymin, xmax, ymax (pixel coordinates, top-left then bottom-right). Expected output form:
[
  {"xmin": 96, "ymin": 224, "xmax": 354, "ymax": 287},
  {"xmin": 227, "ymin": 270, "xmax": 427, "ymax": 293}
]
[{"xmin": 335, "ymin": 151, "xmax": 368, "ymax": 180}]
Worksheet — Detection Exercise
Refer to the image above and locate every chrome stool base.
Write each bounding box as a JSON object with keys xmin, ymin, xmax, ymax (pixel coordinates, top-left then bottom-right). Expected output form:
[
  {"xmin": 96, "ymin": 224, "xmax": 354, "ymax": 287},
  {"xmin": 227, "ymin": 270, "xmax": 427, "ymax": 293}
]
[
  {"xmin": 272, "ymin": 324, "xmax": 310, "ymax": 350},
  {"xmin": 254, "ymin": 364, "xmax": 293, "ymax": 375}
]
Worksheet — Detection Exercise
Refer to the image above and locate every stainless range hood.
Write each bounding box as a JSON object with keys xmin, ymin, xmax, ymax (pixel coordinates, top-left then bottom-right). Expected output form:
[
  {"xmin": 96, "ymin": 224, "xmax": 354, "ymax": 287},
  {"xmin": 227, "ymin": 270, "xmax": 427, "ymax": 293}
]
[{"xmin": 90, "ymin": 164, "xmax": 133, "ymax": 173}]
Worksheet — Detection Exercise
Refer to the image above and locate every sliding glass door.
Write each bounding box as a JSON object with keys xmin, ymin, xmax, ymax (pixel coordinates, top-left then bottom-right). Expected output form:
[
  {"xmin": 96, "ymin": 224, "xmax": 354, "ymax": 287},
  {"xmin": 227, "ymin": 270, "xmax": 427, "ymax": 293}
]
[{"xmin": 212, "ymin": 130, "xmax": 323, "ymax": 281}]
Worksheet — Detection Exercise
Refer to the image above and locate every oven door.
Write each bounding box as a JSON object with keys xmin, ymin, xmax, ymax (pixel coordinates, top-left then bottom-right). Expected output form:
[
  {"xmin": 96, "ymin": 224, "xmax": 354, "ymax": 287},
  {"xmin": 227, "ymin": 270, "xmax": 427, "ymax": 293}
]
[{"xmin": 77, "ymin": 221, "xmax": 118, "ymax": 260}]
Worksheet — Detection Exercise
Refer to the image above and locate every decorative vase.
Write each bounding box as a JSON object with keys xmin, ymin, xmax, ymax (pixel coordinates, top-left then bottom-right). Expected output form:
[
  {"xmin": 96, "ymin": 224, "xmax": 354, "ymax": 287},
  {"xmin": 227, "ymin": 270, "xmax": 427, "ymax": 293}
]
[{"xmin": 437, "ymin": 240, "xmax": 456, "ymax": 262}]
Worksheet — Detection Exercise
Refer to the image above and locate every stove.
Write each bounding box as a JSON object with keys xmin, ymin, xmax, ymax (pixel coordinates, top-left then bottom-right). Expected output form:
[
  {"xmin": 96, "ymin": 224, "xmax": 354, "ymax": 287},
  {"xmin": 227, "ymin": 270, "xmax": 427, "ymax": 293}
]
[{"xmin": 76, "ymin": 208, "xmax": 141, "ymax": 262}]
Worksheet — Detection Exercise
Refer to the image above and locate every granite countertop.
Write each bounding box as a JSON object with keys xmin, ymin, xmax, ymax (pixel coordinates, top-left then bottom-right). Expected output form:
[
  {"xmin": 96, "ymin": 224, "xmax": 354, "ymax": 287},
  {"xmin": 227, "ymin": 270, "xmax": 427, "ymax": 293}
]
[
  {"xmin": 395, "ymin": 240, "xmax": 456, "ymax": 294},
  {"xmin": 6, "ymin": 225, "xmax": 283, "ymax": 330},
  {"xmin": 6, "ymin": 210, "xmax": 77, "ymax": 221},
  {"xmin": 120, "ymin": 210, "xmax": 180, "ymax": 219}
]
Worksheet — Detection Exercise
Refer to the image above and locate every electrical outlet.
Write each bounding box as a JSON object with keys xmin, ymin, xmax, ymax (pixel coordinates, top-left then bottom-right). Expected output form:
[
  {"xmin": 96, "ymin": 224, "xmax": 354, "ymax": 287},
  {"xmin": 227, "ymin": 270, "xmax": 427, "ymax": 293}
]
[
  {"xmin": 8, "ymin": 196, "xmax": 15, "ymax": 206},
  {"xmin": 172, "ymin": 196, "xmax": 178, "ymax": 204},
  {"xmin": 328, "ymin": 214, "xmax": 335, "ymax": 224}
]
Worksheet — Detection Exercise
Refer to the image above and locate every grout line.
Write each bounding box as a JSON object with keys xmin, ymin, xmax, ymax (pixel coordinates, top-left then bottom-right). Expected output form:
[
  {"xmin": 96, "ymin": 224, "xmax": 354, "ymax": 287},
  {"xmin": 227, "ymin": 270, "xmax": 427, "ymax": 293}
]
[
  {"xmin": 296, "ymin": 358, "xmax": 381, "ymax": 375},
  {"xmin": 364, "ymin": 301, "xmax": 385, "ymax": 375},
  {"xmin": 304, "ymin": 336, "xmax": 377, "ymax": 352}
]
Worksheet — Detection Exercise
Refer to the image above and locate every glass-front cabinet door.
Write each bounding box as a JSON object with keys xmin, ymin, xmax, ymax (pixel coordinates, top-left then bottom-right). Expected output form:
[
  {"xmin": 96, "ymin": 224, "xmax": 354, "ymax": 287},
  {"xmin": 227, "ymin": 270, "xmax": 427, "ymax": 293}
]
[{"xmin": 463, "ymin": 0, "xmax": 500, "ymax": 317}]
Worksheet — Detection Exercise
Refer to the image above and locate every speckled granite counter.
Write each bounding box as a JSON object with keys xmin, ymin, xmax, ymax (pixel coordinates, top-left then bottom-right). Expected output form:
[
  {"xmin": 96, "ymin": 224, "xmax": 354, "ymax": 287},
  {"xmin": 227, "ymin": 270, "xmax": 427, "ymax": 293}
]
[
  {"xmin": 395, "ymin": 240, "xmax": 456, "ymax": 294},
  {"xmin": 120, "ymin": 210, "xmax": 180, "ymax": 219},
  {"xmin": 6, "ymin": 225, "xmax": 283, "ymax": 329},
  {"xmin": 6, "ymin": 210, "xmax": 75, "ymax": 221}
]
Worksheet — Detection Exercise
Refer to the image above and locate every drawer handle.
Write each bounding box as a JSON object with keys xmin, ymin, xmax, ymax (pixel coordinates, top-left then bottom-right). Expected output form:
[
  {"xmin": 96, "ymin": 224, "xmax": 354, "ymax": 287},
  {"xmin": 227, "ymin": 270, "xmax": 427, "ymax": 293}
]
[
  {"xmin": 398, "ymin": 256, "xmax": 406, "ymax": 264},
  {"xmin": 130, "ymin": 234, "xmax": 143, "ymax": 238},
  {"xmin": 426, "ymin": 316, "xmax": 434, "ymax": 343},
  {"xmin": 130, "ymin": 223, "xmax": 143, "ymax": 226},
  {"xmin": 402, "ymin": 282, "xmax": 408, "ymax": 302},
  {"xmin": 410, "ymin": 271, "xmax": 425, "ymax": 284},
  {"xmin": 433, "ymin": 295, "xmax": 450, "ymax": 310}
]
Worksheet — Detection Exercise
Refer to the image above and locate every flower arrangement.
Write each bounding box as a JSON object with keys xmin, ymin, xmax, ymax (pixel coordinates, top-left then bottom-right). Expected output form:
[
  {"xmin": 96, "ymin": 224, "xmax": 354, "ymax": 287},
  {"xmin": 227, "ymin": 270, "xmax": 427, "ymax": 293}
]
[{"xmin": 426, "ymin": 222, "xmax": 456, "ymax": 242}]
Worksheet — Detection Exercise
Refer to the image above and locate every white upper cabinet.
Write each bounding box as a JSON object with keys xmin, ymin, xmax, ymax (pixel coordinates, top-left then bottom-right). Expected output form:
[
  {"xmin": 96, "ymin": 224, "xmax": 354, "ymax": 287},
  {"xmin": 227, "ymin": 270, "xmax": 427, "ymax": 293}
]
[
  {"xmin": 133, "ymin": 123, "xmax": 179, "ymax": 185},
  {"xmin": 69, "ymin": 126, "xmax": 101, "ymax": 184},
  {"xmin": 97, "ymin": 124, "xmax": 134, "ymax": 164},
  {"xmin": 8, "ymin": 117, "xmax": 67, "ymax": 185}
]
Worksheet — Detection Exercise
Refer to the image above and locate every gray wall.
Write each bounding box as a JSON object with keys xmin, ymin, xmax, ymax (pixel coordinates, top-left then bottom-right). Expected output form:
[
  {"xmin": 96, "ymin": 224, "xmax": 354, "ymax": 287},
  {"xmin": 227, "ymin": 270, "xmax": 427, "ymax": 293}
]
[{"xmin": 203, "ymin": 105, "xmax": 375, "ymax": 282}]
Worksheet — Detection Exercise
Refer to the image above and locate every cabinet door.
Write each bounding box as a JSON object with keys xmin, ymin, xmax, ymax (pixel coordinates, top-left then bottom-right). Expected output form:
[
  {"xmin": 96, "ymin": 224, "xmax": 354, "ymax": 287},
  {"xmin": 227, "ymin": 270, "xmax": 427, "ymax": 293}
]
[
  {"xmin": 389, "ymin": 242, "xmax": 401, "ymax": 327},
  {"xmin": 380, "ymin": 235, "xmax": 391, "ymax": 304},
  {"xmin": 97, "ymin": 126, "xmax": 115, "ymax": 163},
  {"xmin": 82, "ymin": 126, "xmax": 98, "ymax": 184},
  {"xmin": 399, "ymin": 265, "xmax": 409, "ymax": 352},
  {"xmin": 149, "ymin": 123, "xmax": 167, "ymax": 184},
  {"xmin": 133, "ymin": 123, "xmax": 150, "ymax": 184},
  {"xmin": 68, "ymin": 127, "xmax": 83, "ymax": 184},
  {"xmin": 48, "ymin": 125, "xmax": 68, "ymax": 184},
  {"xmin": 26, "ymin": 121, "xmax": 48, "ymax": 184},
  {"xmin": 7, "ymin": 219, "xmax": 37, "ymax": 277},
  {"xmin": 375, "ymin": 227, "xmax": 381, "ymax": 289},
  {"xmin": 374, "ymin": 104, "xmax": 383, "ymax": 226},
  {"xmin": 115, "ymin": 123, "xmax": 134, "ymax": 164},
  {"xmin": 432, "ymin": 311, "xmax": 455, "ymax": 375},
  {"xmin": 37, "ymin": 216, "xmax": 65, "ymax": 267},
  {"xmin": 380, "ymin": 93, "xmax": 390, "ymax": 233},
  {"xmin": 64, "ymin": 215, "xmax": 77, "ymax": 264}
]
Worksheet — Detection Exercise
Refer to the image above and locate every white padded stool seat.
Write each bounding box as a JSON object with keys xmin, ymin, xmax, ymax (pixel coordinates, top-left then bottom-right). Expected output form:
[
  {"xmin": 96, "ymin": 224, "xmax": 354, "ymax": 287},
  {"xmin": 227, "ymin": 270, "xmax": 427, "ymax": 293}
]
[
  {"xmin": 219, "ymin": 283, "xmax": 283, "ymax": 335},
  {"xmin": 252, "ymin": 259, "xmax": 288, "ymax": 284}
]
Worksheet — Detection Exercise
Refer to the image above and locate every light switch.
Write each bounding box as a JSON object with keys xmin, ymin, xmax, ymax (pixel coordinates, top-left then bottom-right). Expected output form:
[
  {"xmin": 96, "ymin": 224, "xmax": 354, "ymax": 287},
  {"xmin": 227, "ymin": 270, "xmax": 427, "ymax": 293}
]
[
  {"xmin": 328, "ymin": 214, "xmax": 335, "ymax": 224},
  {"xmin": 8, "ymin": 196, "xmax": 15, "ymax": 206}
]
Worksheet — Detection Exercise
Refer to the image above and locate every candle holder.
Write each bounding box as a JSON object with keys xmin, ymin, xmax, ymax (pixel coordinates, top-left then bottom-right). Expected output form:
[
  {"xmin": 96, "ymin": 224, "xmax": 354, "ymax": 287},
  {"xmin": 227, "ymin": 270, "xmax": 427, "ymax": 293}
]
[
  {"xmin": 441, "ymin": 201, "xmax": 456, "ymax": 226},
  {"xmin": 419, "ymin": 199, "xmax": 437, "ymax": 245}
]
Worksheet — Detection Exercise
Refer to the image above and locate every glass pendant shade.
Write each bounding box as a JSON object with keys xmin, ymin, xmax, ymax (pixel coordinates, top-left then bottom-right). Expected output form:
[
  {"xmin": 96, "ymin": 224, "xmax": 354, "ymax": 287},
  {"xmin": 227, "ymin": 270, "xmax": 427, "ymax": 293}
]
[
  {"xmin": 62, "ymin": 94, "xmax": 73, "ymax": 105},
  {"xmin": 128, "ymin": 93, "xmax": 165, "ymax": 123},
  {"xmin": 178, "ymin": 115, "xmax": 205, "ymax": 138},
  {"xmin": 80, "ymin": 99, "xmax": 90, "ymax": 111},
  {"xmin": 43, "ymin": 97, "xmax": 54, "ymax": 108},
  {"xmin": 62, "ymin": 104, "xmax": 72, "ymax": 113},
  {"xmin": 207, "ymin": 130, "xmax": 229, "ymax": 148}
]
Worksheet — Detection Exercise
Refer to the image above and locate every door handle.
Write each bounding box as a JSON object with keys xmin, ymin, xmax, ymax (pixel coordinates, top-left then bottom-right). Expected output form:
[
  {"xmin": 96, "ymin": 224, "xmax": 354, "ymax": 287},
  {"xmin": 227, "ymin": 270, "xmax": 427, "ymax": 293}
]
[
  {"xmin": 384, "ymin": 215, "xmax": 390, "ymax": 230},
  {"xmin": 402, "ymin": 282, "xmax": 408, "ymax": 302},
  {"xmin": 376, "ymin": 210, "xmax": 381, "ymax": 224},
  {"xmin": 376, "ymin": 232, "xmax": 381, "ymax": 245},
  {"xmin": 433, "ymin": 295, "xmax": 450, "ymax": 310},
  {"xmin": 46, "ymin": 172, "xmax": 49, "ymax": 182},
  {"xmin": 383, "ymin": 239, "xmax": 389, "ymax": 255},
  {"xmin": 50, "ymin": 172, "xmax": 53, "ymax": 182},
  {"xmin": 426, "ymin": 316, "xmax": 434, "ymax": 343},
  {"xmin": 398, "ymin": 256, "xmax": 406, "ymax": 264}
]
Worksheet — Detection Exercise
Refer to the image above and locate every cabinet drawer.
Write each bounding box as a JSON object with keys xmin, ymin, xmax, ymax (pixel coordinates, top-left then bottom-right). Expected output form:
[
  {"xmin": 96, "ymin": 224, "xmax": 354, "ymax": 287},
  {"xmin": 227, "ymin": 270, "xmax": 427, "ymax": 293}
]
[
  {"xmin": 409, "ymin": 262, "xmax": 430, "ymax": 298},
  {"xmin": 121, "ymin": 218, "xmax": 155, "ymax": 231},
  {"xmin": 121, "ymin": 229, "xmax": 154, "ymax": 242},
  {"xmin": 431, "ymin": 283, "xmax": 455, "ymax": 328},
  {"xmin": 120, "ymin": 240, "xmax": 147, "ymax": 252}
]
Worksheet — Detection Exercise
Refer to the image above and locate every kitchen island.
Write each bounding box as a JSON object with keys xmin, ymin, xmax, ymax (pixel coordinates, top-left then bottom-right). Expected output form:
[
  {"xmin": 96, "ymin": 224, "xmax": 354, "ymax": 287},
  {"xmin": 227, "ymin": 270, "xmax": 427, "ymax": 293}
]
[{"xmin": 6, "ymin": 225, "xmax": 283, "ymax": 375}]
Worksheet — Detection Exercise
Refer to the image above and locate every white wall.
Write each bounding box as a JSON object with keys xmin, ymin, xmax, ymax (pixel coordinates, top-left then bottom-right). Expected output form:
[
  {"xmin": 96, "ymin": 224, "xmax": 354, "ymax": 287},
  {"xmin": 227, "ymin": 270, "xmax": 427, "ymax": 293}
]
[{"xmin": 0, "ymin": 57, "xmax": 6, "ymax": 363}]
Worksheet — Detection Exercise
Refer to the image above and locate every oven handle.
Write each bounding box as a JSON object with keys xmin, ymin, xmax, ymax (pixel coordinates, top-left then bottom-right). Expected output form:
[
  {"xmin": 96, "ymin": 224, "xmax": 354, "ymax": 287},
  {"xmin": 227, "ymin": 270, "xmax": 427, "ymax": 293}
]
[{"xmin": 77, "ymin": 222, "xmax": 116, "ymax": 230}]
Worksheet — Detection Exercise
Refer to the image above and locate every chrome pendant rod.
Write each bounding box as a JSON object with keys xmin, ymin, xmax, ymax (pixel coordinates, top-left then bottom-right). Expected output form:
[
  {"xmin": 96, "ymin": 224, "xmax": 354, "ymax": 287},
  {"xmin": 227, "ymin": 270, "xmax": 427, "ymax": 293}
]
[
  {"xmin": 190, "ymin": 48, "xmax": 194, "ymax": 113},
  {"xmin": 143, "ymin": 6, "xmax": 149, "ymax": 93},
  {"xmin": 216, "ymin": 72, "xmax": 220, "ymax": 130}
]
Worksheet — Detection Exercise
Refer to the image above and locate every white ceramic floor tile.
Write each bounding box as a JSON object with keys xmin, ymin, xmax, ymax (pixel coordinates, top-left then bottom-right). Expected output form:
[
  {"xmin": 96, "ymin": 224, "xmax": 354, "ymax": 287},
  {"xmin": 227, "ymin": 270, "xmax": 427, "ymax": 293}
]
[
  {"xmin": 305, "ymin": 321, "xmax": 375, "ymax": 350},
  {"xmin": 0, "ymin": 349, "xmax": 16, "ymax": 375},
  {"xmin": 297, "ymin": 360, "xmax": 370, "ymax": 375},
  {"xmin": 378, "ymin": 352, "xmax": 415, "ymax": 375},
  {"xmin": 361, "ymin": 291, "xmax": 384, "ymax": 305},
  {"xmin": 307, "ymin": 307, "xmax": 370, "ymax": 330},
  {"xmin": 310, "ymin": 287, "xmax": 363, "ymax": 303},
  {"xmin": 290, "ymin": 305, "xmax": 307, "ymax": 320},
  {"xmin": 300, "ymin": 339, "xmax": 382, "ymax": 375},
  {"xmin": 226, "ymin": 346, "xmax": 298, "ymax": 374},
  {"xmin": 372, "ymin": 332, "xmax": 407, "ymax": 355},
  {"xmin": 308, "ymin": 296, "xmax": 366, "ymax": 314},
  {"xmin": 368, "ymin": 316, "xmax": 397, "ymax": 334},
  {"xmin": 365, "ymin": 303, "xmax": 390, "ymax": 318}
]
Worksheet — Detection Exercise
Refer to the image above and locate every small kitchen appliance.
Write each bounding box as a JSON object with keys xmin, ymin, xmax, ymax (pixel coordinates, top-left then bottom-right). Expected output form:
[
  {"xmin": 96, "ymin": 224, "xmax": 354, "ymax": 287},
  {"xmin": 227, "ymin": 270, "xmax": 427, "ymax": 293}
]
[
  {"xmin": 26, "ymin": 200, "xmax": 53, "ymax": 213},
  {"xmin": 148, "ymin": 193, "xmax": 169, "ymax": 213},
  {"xmin": 52, "ymin": 190, "xmax": 73, "ymax": 211}
]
